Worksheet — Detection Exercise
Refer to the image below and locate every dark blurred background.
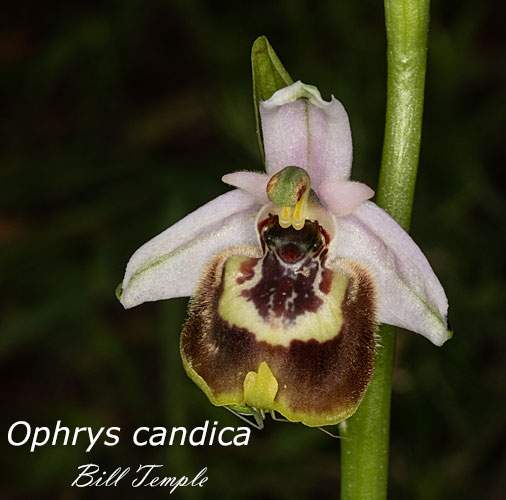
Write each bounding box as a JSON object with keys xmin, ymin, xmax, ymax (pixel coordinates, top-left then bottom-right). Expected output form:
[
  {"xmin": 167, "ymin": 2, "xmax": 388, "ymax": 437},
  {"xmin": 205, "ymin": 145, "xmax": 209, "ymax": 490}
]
[{"xmin": 1, "ymin": 1, "xmax": 505, "ymax": 499}]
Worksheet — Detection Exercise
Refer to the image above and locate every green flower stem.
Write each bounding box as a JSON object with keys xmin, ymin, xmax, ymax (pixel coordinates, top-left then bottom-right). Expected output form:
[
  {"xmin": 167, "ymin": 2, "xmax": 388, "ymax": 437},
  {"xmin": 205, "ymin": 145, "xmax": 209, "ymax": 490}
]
[
  {"xmin": 377, "ymin": 0, "xmax": 430, "ymax": 229},
  {"xmin": 338, "ymin": 1, "xmax": 430, "ymax": 499}
]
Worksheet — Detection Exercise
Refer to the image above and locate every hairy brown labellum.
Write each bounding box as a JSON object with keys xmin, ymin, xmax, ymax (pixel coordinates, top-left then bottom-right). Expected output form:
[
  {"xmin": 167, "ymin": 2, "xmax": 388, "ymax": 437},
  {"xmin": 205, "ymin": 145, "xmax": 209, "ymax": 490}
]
[{"xmin": 180, "ymin": 216, "xmax": 377, "ymax": 427}]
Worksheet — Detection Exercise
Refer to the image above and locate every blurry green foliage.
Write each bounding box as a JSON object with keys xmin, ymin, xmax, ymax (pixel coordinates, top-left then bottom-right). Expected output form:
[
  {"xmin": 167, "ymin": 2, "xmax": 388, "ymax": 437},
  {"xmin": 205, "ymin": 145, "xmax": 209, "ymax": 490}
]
[{"xmin": 1, "ymin": 1, "xmax": 505, "ymax": 499}]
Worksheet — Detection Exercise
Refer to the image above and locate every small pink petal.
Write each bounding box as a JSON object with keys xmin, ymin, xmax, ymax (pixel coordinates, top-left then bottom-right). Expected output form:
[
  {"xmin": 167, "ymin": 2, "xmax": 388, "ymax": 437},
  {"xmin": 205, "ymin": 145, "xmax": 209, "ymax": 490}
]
[
  {"xmin": 222, "ymin": 171, "xmax": 269, "ymax": 203},
  {"xmin": 318, "ymin": 179, "xmax": 374, "ymax": 216}
]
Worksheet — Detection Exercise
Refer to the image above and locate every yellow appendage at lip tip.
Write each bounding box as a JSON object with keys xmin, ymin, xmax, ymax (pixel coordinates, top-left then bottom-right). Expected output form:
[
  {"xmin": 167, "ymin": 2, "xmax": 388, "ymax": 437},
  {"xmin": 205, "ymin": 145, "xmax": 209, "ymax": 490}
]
[{"xmin": 243, "ymin": 361, "xmax": 278, "ymax": 410}]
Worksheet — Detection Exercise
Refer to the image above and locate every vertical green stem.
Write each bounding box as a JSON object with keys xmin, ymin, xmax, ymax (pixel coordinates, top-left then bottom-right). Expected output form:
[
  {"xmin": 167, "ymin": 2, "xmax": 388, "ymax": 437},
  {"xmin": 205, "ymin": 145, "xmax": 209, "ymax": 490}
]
[
  {"xmin": 377, "ymin": 0, "xmax": 430, "ymax": 229},
  {"xmin": 339, "ymin": 1, "xmax": 430, "ymax": 499}
]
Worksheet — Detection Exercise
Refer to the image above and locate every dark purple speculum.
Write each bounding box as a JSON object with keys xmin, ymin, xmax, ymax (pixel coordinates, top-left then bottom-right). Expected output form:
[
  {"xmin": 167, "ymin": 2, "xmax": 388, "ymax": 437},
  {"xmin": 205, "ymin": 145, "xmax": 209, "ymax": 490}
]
[{"xmin": 239, "ymin": 217, "xmax": 331, "ymax": 323}]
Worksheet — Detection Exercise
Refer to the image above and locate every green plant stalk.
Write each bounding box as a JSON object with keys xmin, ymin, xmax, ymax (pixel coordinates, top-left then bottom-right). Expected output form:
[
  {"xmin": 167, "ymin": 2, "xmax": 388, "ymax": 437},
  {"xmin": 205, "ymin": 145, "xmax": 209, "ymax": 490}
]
[{"xmin": 338, "ymin": 1, "xmax": 430, "ymax": 499}]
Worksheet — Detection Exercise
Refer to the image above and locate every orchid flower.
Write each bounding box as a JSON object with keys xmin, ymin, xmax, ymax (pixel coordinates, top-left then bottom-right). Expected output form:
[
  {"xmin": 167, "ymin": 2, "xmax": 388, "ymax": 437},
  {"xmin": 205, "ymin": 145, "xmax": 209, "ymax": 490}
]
[{"xmin": 118, "ymin": 81, "xmax": 450, "ymax": 428}]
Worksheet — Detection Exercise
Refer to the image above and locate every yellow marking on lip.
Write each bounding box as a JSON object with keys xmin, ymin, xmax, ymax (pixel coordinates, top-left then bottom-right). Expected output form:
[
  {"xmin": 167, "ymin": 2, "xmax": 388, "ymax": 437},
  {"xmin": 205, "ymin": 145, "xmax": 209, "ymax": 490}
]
[{"xmin": 218, "ymin": 256, "xmax": 347, "ymax": 347}]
